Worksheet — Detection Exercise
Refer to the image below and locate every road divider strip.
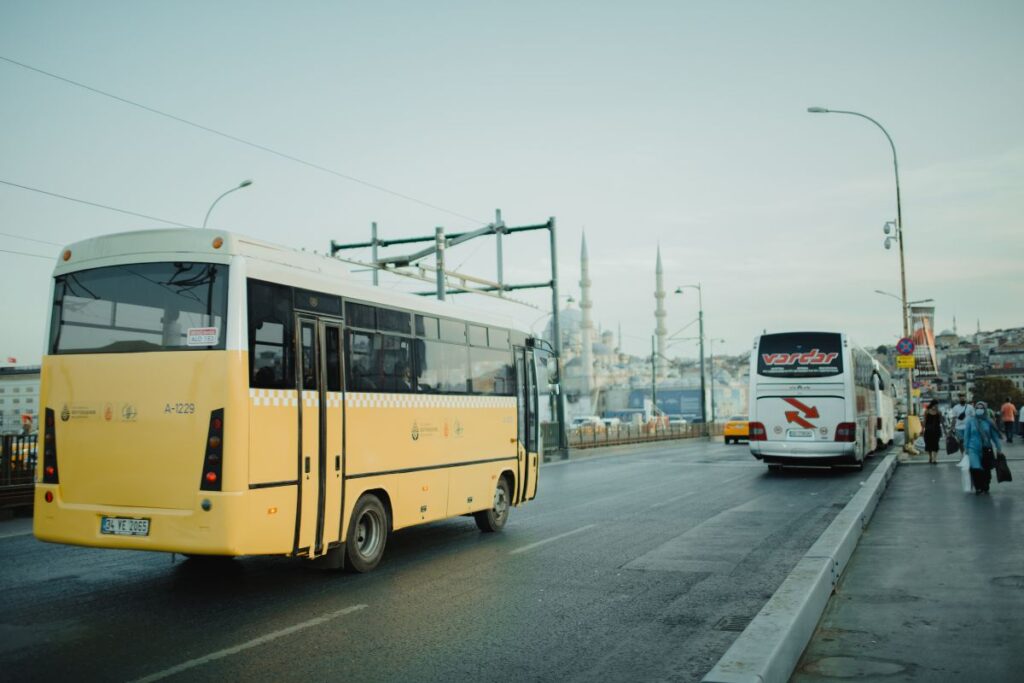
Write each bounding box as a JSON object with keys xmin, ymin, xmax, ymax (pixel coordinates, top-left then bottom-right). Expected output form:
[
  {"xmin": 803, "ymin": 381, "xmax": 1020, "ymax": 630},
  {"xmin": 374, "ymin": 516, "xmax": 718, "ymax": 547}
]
[
  {"xmin": 129, "ymin": 604, "xmax": 367, "ymax": 683},
  {"xmin": 509, "ymin": 524, "xmax": 597, "ymax": 555},
  {"xmin": 701, "ymin": 452, "xmax": 899, "ymax": 683}
]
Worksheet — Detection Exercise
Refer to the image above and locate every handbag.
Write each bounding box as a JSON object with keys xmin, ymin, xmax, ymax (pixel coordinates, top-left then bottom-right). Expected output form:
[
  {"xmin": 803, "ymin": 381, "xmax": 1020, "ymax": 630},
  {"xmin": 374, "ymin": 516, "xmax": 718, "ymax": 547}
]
[
  {"xmin": 996, "ymin": 453, "xmax": 1013, "ymax": 483},
  {"xmin": 946, "ymin": 434, "xmax": 960, "ymax": 455},
  {"xmin": 981, "ymin": 447, "xmax": 996, "ymax": 471}
]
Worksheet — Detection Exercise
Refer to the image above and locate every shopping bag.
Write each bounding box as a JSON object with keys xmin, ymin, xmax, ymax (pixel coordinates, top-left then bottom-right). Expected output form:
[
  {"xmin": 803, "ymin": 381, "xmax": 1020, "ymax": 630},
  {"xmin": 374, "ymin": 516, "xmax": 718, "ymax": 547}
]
[
  {"xmin": 959, "ymin": 456, "xmax": 973, "ymax": 493},
  {"xmin": 996, "ymin": 453, "xmax": 1013, "ymax": 483},
  {"xmin": 982, "ymin": 447, "xmax": 996, "ymax": 471},
  {"xmin": 946, "ymin": 435, "xmax": 960, "ymax": 455}
]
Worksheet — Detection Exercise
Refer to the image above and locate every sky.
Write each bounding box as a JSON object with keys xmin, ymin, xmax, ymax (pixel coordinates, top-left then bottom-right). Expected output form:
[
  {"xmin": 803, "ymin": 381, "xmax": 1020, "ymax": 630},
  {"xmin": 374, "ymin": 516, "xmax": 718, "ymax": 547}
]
[{"xmin": 2, "ymin": 0, "xmax": 1022, "ymax": 364}]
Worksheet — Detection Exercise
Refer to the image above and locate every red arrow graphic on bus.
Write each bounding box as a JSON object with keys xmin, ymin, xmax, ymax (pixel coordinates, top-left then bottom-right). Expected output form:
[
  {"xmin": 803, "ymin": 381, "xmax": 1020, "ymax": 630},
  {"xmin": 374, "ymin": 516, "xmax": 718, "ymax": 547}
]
[{"xmin": 783, "ymin": 397, "xmax": 819, "ymax": 429}]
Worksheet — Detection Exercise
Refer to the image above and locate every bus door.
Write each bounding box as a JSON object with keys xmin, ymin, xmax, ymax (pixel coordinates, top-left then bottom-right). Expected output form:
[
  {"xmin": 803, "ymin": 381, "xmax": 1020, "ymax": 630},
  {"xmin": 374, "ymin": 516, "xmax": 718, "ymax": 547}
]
[
  {"xmin": 295, "ymin": 316, "xmax": 345, "ymax": 557},
  {"xmin": 514, "ymin": 347, "xmax": 540, "ymax": 503}
]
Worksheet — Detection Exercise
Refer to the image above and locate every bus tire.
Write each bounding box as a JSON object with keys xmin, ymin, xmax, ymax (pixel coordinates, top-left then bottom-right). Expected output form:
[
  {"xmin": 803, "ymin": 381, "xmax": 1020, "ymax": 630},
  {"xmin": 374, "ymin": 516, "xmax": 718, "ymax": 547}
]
[
  {"xmin": 475, "ymin": 478, "xmax": 511, "ymax": 533},
  {"xmin": 345, "ymin": 493, "xmax": 388, "ymax": 573}
]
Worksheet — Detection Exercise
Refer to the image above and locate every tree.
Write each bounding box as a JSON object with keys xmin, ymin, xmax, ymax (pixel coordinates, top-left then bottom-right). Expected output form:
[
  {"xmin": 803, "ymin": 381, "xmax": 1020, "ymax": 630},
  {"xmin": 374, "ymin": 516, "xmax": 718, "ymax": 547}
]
[{"xmin": 972, "ymin": 377, "xmax": 1024, "ymax": 408}]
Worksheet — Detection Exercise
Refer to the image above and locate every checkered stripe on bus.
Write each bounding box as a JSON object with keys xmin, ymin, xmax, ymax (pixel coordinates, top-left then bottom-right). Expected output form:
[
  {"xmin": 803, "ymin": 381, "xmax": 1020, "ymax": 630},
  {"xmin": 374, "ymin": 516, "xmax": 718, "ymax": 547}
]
[
  {"xmin": 345, "ymin": 393, "xmax": 516, "ymax": 409},
  {"xmin": 248, "ymin": 390, "xmax": 356, "ymax": 409}
]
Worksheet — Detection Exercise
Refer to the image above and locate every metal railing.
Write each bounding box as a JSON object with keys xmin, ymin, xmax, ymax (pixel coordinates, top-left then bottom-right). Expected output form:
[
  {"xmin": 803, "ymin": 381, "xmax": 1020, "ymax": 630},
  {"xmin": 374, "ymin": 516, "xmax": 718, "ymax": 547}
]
[
  {"xmin": 543, "ymin": 421, "xmax": 725, "ymax": 454},
  {"xmin": 1, "ymin": 433, "xmax": 37, "ymax": 508}
]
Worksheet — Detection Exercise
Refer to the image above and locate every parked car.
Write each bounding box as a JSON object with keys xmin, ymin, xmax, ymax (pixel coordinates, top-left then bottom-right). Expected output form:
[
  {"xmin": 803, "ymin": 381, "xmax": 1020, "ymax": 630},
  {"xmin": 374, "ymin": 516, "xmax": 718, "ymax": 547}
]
[{"xmin": 723, "ymin": 416, "xmax": 749, "ymax": 444}]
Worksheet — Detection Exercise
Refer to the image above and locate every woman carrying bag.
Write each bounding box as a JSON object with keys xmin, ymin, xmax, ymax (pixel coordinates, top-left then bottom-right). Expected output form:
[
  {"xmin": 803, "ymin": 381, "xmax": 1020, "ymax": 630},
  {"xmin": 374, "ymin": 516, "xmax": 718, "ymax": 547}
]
[{"xmin": 963, "ymin": 401, "xmax": 1004, "ymax": 495}]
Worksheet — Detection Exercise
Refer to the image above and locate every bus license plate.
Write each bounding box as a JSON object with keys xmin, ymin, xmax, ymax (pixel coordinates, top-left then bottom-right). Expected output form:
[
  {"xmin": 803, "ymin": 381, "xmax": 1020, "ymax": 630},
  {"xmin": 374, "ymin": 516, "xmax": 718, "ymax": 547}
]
[
  {"xmin": 100, "ymin": 517, "xmax": 150, "ymax": 536},
  {"xmin": 787, "ymin": 429, "xmax": 814, "ymax": 439}
]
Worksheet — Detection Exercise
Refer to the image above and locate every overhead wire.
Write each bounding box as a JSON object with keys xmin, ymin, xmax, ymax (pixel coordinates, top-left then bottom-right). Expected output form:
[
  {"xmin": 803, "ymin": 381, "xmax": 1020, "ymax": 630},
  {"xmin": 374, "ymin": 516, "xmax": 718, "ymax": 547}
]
[
  {"xmin": 0, "ymin": 55, "xmax": 488, "ymax": 226},
  {"xmin": 0, "ymin": 247, "xmax": 54, "ymax": 260},
  {"xmin": 0, "ymin": 230, "xmax": 63, "ymax": 246},
  {"xmin": 0, "ymin": 179, "xmax": 197, "ymax": 228}
]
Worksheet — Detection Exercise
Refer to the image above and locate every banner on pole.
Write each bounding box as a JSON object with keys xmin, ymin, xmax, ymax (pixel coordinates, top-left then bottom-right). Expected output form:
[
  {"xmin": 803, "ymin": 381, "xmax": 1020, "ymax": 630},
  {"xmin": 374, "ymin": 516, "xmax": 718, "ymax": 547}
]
[{"xmin": 909, "ymin": 305, "xmax": 938, "ymax": 375}]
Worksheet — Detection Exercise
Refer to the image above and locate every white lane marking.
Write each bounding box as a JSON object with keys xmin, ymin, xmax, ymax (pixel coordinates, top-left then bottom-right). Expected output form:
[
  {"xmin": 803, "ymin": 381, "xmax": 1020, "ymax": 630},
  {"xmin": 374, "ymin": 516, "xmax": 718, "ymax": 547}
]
[
  {"xmin": 509, "ymin": 524, "xmax": 597, "ymax": 555},
  {"xmin": 0, "ymin": 528, "xmax": 33, "ymax": 540},
  {"xmin": 647, "ymin": 472, "xmax": 751, "ymax": 510},
  {"xmin": 130, "ymin": 604, "xmax": 367, "ymax": 683}
]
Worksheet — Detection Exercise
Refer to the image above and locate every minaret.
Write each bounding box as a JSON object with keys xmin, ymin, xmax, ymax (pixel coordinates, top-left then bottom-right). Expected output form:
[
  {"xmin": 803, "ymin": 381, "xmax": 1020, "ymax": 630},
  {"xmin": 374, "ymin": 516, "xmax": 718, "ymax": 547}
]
[
  {"xmin": 655, "ymin": 245, "xmax": 667, "ymax": 377},
  {"xmin": 579, "ymin": 233, "xmax": 595, "ymax": 402}
]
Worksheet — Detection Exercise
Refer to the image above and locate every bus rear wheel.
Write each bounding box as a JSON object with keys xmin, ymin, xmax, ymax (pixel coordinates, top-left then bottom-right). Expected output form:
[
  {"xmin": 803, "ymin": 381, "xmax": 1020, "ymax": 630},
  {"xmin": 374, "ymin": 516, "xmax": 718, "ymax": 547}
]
[
  {"xmin": 475, "ymin": 478, "xmax": 511, "ymax": 533},
  {"xmin": 346, "ymin": 493, "xmax": 388, "ymax": 573}
]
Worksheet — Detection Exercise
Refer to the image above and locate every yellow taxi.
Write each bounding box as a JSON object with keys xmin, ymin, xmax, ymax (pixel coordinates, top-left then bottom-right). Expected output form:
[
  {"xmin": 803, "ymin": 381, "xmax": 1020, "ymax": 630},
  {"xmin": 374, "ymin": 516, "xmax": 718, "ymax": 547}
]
[{"xmin": 723, "ymin": 415, "xmax": 749, "ymax": 444}]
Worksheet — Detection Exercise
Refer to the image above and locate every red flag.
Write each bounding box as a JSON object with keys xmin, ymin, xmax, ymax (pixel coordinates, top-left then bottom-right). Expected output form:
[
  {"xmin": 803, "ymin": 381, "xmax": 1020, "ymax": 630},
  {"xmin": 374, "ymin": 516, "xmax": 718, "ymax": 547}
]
[{"xmin": 5, "ymin": 357, "xmax": 15, "ymax": 364}]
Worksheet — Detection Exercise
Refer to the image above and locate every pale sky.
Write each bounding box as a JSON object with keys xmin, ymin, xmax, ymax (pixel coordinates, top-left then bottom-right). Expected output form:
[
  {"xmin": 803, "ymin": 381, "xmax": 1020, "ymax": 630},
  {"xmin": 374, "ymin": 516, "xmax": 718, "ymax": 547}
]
[{"xmin": 2, "ymin": 1, "xmax": 1022, "ymax": 364}]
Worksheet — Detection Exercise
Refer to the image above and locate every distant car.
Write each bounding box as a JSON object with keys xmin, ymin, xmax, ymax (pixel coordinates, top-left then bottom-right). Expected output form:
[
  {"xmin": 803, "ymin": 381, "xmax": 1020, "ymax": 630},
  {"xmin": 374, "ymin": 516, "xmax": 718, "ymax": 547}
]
[
  {"xmin": 723, "ymin": 416, "xmax": 749, "ymax": 444},
  {"xmin": 601, "ymin": 417, "xmax": 621, "ymax": 428},
  {"xmin": 668, "ymin": 416, "xmax": 688, "ymax": 426}
]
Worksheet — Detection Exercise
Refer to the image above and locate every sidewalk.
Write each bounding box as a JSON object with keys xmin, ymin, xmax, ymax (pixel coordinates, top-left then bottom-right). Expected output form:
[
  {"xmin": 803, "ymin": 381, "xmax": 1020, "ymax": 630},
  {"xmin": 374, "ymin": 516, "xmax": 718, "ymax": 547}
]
[{"xmin": 792, "ymin": 440, "xmax": 1024, "ymax": 681}]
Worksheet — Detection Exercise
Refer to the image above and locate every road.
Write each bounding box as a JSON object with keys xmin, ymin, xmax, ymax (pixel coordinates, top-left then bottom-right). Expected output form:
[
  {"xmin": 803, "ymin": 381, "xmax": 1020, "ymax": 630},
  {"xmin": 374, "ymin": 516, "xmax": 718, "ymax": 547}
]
[{"xmin": 0, "ymin": 439, "xmax": 886, "ymax": 682}]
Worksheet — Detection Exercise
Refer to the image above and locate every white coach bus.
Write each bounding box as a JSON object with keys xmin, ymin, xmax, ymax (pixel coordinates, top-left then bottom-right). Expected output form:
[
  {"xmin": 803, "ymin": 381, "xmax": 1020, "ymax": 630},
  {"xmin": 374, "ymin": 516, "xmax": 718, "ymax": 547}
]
[
  {"xmin": 872, "ymin": 358, "xmax": 897, "ymax": 449},
  {"xmin": 748, "ymin": 331, "xmax": 881, "ymax": 470}
]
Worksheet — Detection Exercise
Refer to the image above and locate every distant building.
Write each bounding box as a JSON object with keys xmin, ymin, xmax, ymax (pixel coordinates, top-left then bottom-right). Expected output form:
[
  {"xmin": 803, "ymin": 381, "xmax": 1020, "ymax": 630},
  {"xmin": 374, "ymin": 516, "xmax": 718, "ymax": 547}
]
[{"xmin": 0, "ymin": 366, "xmax": 41, "ymax": 433}]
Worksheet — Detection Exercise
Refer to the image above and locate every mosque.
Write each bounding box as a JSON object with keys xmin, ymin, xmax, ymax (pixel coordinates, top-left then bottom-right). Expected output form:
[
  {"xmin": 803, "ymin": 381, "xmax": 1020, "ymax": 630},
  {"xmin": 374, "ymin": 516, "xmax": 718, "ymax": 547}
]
[{"xmin": 543, "ymin": 236, "xmax": 748, "ymax": 423}]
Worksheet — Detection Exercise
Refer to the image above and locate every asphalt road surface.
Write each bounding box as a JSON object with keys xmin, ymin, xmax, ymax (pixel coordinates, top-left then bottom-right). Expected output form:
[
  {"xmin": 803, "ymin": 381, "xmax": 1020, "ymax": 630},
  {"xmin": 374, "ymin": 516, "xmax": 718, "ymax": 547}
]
[{"xmin": 0, "ymin": 439, "xmax": 887, "ymax": 682}]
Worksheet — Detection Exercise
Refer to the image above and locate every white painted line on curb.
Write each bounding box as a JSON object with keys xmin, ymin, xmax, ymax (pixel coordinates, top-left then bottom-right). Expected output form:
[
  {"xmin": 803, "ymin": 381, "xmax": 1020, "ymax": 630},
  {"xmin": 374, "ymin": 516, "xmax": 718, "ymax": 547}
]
[
  {"xmin": 510, "ymin": 524, "xmax": 597, "ymax": 555},
  {"xmin": 129, "ymin": 604, "xmax": 367, "ymax": 683},
  {"xmin": 701, "ymin": 452, "xmax": 899, "ymax": 683}
]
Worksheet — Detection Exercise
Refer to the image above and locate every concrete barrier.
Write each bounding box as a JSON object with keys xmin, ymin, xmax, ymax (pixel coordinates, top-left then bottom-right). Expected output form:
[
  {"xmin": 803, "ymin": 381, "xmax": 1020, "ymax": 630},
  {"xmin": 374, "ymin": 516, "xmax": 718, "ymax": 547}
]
[{"xmin": 702, "ymin": 452, "xmax": 899, "ymax": 683}]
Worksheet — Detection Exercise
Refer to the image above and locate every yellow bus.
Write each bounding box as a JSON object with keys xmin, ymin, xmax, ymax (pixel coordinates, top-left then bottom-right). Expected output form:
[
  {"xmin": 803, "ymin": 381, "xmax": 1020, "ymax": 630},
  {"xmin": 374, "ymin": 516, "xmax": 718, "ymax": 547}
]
[{"xmin": 34, "ymin": 228, "xmax": 540, "ymax": 571}]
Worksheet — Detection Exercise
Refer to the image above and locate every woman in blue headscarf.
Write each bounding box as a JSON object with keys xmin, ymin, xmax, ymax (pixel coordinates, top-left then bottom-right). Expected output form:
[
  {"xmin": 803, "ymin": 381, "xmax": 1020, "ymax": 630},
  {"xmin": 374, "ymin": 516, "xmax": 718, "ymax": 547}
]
[{"xmin": 963, "ymin": 401, "xmax": 1004, "ymax": 494}]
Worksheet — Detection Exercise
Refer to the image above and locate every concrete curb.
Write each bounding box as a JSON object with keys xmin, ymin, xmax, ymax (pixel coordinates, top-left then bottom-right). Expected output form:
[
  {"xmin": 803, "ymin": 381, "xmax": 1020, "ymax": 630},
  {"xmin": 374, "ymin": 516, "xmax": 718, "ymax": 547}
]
[{"xmin": 701, "ymin": 452, "xmax": 900, "ymax": 683}]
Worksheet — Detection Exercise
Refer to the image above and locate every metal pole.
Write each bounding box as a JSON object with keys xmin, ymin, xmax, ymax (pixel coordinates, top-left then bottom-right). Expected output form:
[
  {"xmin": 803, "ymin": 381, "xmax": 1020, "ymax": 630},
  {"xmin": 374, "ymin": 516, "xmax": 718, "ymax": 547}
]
[
  {"xmin": 202, "ymin": 180, "xmax": 252, "ymax": 229},
  {"xmin": 808, "ymin": 108, "xmax": 913, "ymax": 418},
  {"xmin": 548, "ymin": 217, "xmax": 568, "ymax": 458},
  {"xmin": 371, "ymin": 221, "xmax": 379, "ymax": 286},
  {"xmin": 434, "ymin": 226, "xmax": 446, "ymax": 301},
  {"xmin": 697, "ymin": 284, "xmax": 706, "ymax": 436}
]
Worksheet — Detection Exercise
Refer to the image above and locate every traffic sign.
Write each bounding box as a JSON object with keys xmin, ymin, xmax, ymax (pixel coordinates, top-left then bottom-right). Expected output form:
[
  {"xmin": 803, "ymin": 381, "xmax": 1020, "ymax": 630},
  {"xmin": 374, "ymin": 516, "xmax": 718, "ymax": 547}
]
[
  {"xmin": 896, "ymin": 337, "xmax": 915, "ymax": 355},
  {"xmin": 896, "ymin": 354, "xmax": 916, "ymax": 369}
]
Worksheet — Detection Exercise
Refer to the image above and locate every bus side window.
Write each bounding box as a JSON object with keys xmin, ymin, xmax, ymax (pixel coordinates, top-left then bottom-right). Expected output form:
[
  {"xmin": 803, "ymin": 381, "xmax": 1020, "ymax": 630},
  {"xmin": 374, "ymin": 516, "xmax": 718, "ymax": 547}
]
[
  {"xmin": 346, "ymin": 331, "xmax": 378, "ymax": 392},
  {"xmin": 248, "ymin": 279, "xmax": 294, "ymax": 389}
]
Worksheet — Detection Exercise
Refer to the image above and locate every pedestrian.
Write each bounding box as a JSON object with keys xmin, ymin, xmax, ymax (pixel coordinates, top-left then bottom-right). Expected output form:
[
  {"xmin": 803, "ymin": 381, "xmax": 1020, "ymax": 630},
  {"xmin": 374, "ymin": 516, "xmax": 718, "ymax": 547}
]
[
  {"xmin": 1000, "ymin": 397, "xmax": 1018, "ymax": 444},
  {"xmin": 923, "ymin": 400, "xmax": 943, "ymax": 464},
  {"xmin": 1019, "ymin": 401, "xmax": 1024, "ymax": 438},
  {"xmin": 963, "ymin": 402, "xmax": 1004, "ymax": 495},
  {"xmin": 950, "ymin": 394, "xmax": 969, "ymax": 449}
]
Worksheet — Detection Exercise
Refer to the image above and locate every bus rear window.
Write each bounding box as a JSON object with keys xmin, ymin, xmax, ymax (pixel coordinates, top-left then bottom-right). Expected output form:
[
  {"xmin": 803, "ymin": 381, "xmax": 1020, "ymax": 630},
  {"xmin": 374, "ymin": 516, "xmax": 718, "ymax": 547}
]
[
  {"xmin": 756, "ymin": 332, "xmax": 843, "ymax": 378},
  {"xmin": 50, "ymin": 262, "xmax": 228, "ymax": 354}
]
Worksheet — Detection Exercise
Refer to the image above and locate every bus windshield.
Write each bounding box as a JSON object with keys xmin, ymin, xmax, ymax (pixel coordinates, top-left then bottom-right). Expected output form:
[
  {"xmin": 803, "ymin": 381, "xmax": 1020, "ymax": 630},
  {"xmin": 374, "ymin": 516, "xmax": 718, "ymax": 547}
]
[
  {"xmin": 49, "ymin": 262, "xmax": 228, "ymax": 354},
  {"xmin": 756, "ymin": 332, "xmax": 843, "ymax": 379}
]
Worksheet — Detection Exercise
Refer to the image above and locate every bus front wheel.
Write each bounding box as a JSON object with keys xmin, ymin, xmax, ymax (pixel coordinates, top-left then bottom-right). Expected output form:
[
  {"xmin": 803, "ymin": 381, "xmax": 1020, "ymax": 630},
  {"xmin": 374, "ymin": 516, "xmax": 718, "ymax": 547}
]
[
  {"xmin": 346, "ymin": 493, "xmax": 388, "ymax": 573},
  {"xmin": 475, "ymin": 478, "xmax": 511, "ymax": 533}
]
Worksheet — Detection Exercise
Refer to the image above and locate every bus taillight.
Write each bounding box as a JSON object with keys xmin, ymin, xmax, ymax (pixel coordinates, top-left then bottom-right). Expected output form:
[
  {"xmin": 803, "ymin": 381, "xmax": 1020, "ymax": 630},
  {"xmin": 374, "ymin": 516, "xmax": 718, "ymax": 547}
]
[
  {"xmin": 42, "ymin": 408, "xmax": 59, "ymax": 484},
  {"xmin": 199, "ymin": 409, "xmax": 224, "ymax": 492},
  {"xmin": 835, "ymin": 422, "xmax": 856, "ymax": 442},
  {"xmin": 749, "ymin": 421, "xmax": 767, "ymax": 441}
]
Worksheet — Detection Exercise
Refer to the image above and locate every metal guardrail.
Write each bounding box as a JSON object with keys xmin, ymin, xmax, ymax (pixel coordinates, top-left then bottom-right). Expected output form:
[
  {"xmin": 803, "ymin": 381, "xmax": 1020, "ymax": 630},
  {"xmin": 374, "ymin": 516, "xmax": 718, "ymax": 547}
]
[
  {"xmin": 1, "ymin": 433, "xmax": 36, "ymax": 508},
  {"xmin": 543, "ymin": 421, "xmax": 726, "ymax": 452}
]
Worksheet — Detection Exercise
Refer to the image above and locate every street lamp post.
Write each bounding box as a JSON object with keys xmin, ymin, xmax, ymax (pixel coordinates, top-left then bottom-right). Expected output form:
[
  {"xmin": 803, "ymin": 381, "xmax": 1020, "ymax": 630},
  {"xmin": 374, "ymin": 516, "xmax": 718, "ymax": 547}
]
[
  {"xmin": 807, "ymin": 106, "xmax": 915, "ymax": 420},
  {"xmin": 202, "ymin": 179, "xmax": 253, "ymax": 229},
  {"xmin": 674, "ymin": 284, "xmax": 705, "ymax": 435}
]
